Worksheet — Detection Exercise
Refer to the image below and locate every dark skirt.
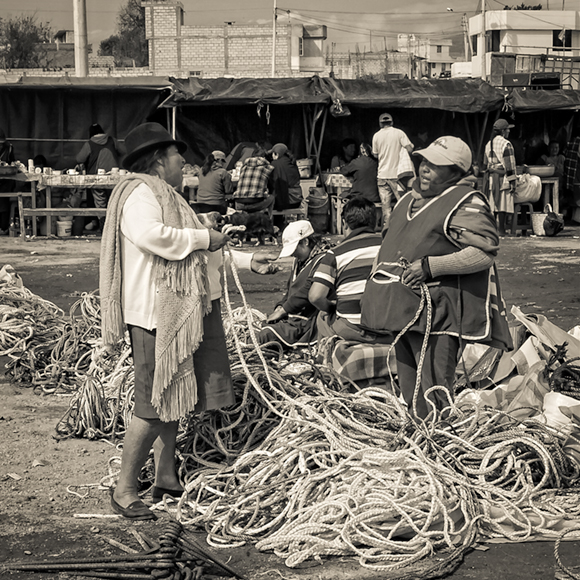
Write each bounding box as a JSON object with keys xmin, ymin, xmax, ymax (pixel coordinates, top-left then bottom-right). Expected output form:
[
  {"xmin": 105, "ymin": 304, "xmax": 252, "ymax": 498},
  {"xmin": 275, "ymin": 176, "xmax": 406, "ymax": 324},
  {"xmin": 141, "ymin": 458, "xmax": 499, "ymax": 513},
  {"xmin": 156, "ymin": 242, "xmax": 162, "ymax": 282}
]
[{"xmin": 129, "ymin": 300, "xmax": 234, "ymax": 420}]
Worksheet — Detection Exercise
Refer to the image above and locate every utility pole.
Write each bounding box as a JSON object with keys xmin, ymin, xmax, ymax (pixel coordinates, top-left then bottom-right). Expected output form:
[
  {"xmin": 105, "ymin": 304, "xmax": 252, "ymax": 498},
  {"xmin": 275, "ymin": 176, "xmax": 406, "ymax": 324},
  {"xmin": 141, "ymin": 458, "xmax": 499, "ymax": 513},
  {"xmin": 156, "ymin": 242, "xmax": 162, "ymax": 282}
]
[
  {"xmin": 462, "ymin": 13, "xmax": 470, "ymax": 62},
  {"xmin": 481, "ymin": 0, "xmax": 486, "ymax": 81},
  {"xmin": 330, "ymin": 42, "xmax": 335, "ymax": 77},
  {"xmin": 73, "ymin": 0, "xmax": 88, "ymax": 77},
  {"xmin": 271, "ymin": 0, "xmax": 277, "ymax": 77}
]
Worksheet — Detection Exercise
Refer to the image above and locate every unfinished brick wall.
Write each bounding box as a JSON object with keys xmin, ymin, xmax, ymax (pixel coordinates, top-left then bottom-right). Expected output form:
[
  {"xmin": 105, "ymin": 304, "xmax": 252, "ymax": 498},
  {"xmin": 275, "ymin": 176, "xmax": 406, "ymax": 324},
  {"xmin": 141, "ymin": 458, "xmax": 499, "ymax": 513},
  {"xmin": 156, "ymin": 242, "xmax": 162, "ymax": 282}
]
[{"xmin": 143, "ymin": 0, "xmax": 299, "ymax": 77}]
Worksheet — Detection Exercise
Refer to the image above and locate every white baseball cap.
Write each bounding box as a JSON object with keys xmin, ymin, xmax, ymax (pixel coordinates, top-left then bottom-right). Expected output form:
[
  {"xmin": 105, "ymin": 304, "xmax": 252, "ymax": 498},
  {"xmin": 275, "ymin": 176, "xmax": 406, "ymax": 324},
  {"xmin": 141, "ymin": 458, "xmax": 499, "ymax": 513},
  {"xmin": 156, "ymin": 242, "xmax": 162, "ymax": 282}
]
[
  {"xmin": 278, "ymin": 220, "xmax": 314, "ymax": 258},
  {"xmin": 413, "ymin": 136, "xmax": 472, "ymax": 173}
]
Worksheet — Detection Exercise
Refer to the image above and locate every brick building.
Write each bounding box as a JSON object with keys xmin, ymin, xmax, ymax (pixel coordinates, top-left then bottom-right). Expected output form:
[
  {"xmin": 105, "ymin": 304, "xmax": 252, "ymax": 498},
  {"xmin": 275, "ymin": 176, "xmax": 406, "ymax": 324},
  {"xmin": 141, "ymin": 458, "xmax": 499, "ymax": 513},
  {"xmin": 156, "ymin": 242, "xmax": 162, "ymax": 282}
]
[{"xmin": 142, "ymin": 0, "xmax": 327, "ymax": 78}]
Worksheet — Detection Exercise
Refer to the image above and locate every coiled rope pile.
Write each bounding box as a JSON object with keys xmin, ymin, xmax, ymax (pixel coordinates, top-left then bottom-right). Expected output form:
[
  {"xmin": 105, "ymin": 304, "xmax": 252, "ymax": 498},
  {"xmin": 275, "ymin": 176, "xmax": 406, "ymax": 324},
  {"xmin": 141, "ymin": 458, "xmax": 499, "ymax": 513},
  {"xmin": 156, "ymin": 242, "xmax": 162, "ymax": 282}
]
[
  {"xmin": 0, "ymin": 281, "xmax": 103, "ymax": 394},
  {"xmin": 3, "ymin": 261, "xmax": 580, "ymax": 576},
  {"xmin": 164, "ymin": 249, "xmax": 580, "ymax": 576}
]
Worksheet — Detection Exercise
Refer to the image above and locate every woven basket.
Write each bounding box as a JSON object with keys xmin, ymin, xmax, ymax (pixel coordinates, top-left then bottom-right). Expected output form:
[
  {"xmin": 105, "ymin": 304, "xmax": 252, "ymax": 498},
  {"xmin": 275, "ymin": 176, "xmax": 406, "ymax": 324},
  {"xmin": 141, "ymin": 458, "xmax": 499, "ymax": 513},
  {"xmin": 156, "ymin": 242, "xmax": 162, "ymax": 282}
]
[{"xmin": 531, "ymin": 204, "xmax": 563, "ymax": 236}]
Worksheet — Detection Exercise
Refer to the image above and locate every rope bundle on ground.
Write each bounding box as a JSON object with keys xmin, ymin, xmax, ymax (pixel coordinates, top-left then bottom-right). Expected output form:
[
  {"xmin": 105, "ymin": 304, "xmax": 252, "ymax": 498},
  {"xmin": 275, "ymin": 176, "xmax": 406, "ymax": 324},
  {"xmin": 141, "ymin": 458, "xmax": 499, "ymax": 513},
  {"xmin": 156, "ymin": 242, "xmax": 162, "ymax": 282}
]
[
  {"xmin": 3, "ymin": 262, "xmax": 580, "ymax": 576},
  {"xmin": 164, "ymin": 249, "xmax": 580, "ymax": 575},
  {"xmin": 0, "ymin": 282, "xmax": 103, "ymax": 394}
]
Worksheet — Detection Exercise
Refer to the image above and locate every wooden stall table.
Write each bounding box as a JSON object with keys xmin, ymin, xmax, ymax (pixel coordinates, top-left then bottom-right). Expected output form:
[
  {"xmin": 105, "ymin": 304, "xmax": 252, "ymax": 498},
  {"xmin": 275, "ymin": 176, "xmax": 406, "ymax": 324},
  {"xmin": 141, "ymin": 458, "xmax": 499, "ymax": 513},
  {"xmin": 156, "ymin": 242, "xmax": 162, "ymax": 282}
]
[
  {"xmin": 0, "ymin": 170, "xmax": 41, "ymax": 238},
  {"xmin": 18, "ymin": 172, "xmax": 123, "ymax": 239},
  {"xmin": 540, "ymin": 176, "xmax": 560, "ymax": 214},
  {"xmin": 322, "ymin": 172, "xmax": 353, "ymax": 234}
]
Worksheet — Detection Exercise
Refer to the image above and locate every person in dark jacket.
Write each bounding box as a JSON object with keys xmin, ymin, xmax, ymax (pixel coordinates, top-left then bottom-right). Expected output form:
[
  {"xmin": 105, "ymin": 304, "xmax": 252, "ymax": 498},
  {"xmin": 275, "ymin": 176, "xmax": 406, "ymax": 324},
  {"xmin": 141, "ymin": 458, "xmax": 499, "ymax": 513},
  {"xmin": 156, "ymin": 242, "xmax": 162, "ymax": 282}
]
[
  {"xmin": 76, "ymin": 123, "xmax": 122, "ymax": 231},
  {"xmin": 270, "ymin": 143, "xmax": 302, "ymax": 211},
  {"xmin": 361, "ymin": 136, "xmax": 511, "ymax": 419},
  {"xmin": 0, "ymin": 128, "xmax": 16, "ymax": 234},
  {"xmin": 339, "ymin": 143, "xmax": 380, "ymax": 204}
]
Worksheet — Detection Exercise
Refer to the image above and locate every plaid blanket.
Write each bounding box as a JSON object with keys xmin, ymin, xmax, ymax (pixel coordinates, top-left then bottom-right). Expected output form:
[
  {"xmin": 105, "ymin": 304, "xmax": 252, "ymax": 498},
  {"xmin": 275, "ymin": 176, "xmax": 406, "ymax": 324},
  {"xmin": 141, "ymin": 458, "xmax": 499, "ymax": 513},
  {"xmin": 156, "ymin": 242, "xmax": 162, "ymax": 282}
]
[
  {"xmin": 318, "ymin": 336, "xmax": 396, "ymax": 383},
  {"xmin": 234, "ymin": 157, "xmax": 274, "ymax": 199},
  {"xmin": 564, "ymin": 137, "xmax": 580, "ymax": 192}
]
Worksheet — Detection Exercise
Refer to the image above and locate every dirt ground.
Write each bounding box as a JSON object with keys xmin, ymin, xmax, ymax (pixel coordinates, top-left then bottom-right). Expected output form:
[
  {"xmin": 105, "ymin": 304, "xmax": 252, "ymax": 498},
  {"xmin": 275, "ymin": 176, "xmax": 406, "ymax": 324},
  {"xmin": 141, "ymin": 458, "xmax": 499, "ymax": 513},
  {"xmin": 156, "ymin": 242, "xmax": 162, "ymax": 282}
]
[{"xmin": 1, "ymin": 227, "xmax": 580, "ymax": 580}]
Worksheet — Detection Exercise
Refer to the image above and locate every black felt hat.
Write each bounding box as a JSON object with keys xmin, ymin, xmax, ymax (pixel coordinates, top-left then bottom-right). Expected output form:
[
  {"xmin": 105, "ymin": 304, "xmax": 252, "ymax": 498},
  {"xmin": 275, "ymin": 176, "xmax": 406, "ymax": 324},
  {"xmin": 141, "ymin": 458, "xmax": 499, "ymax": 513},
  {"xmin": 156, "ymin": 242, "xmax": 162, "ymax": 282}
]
[{"xmin": 123, "ymin": 122, "xmax": 187, "ymax": 170}]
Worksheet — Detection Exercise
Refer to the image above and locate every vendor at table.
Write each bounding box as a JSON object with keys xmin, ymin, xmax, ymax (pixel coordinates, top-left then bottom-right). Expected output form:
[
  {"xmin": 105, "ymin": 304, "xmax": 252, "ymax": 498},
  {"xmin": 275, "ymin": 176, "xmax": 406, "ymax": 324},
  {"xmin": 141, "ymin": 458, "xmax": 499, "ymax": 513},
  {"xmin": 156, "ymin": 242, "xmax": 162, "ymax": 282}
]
[
  {"xmin": 339, "ymin": 143, "xmax": 380, "ymax": 204},
  {"xmin": 0, "ymin": 127, "xmax": 16, "ymax": 235},
  {"xmin": 194, "ymin": 150, "xmax": 233, "ymax": 215},
  {"xmin": 330, "ymin": 138, "xmax": 357, "ymax": 171}
]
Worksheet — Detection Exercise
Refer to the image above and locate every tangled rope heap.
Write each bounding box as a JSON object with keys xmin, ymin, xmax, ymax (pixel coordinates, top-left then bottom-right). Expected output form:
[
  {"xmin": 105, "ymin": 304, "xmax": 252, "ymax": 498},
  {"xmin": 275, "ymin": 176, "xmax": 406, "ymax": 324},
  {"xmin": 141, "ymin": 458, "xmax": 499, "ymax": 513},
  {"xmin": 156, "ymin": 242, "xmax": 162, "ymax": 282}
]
[
  {"xmin": 3, "ymin": 262, "xmax": 580, "ymax": 576},
  {"xmin": 165, "ymin": 250, "xmax": 580, "ymax": 575}
]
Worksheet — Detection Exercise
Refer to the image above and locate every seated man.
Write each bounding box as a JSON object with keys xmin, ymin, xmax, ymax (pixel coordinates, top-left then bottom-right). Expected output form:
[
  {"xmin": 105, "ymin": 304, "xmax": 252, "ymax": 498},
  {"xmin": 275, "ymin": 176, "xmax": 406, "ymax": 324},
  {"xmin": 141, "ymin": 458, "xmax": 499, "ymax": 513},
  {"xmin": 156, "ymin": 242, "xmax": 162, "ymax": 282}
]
[
  {"xmin": 233, "ymin": 147, "xmax": 275, "ymax": 217},
  {"xmin": 257, "ymin": 220, "xmax": 327, "ymax": 349},
  {"xmin": 309, "ymin": 196, "xmax": 391, "ymax": 344}
]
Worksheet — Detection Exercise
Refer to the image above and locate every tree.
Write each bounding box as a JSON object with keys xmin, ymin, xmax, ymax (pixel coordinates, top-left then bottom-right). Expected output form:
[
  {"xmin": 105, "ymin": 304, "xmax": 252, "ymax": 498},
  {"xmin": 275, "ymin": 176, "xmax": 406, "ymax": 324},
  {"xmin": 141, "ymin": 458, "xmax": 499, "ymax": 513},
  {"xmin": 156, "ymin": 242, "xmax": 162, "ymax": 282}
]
[
  {"xmin": 0, "ymin": 14, "xmax": 53, "ymax": 69},
  {"xmin": 99, "ymin": 0, "xmax": 148, "ymax": 67},
  {"xmin": 503, "ymin": 3, "xmax": 543, "ymax": 9}
]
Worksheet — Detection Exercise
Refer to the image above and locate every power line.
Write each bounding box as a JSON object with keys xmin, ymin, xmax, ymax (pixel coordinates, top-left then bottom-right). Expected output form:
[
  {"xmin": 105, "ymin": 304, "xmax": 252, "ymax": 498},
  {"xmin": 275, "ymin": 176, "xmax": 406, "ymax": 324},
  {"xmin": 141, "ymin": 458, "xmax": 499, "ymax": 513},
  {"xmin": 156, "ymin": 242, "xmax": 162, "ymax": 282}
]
[
  {"xmin": 287, "ymin": 10, "xmax": 463, "ymax": 38},
  {"xmin": 286, "ymin": 7, "xmax": 477, "ymax": 15}
]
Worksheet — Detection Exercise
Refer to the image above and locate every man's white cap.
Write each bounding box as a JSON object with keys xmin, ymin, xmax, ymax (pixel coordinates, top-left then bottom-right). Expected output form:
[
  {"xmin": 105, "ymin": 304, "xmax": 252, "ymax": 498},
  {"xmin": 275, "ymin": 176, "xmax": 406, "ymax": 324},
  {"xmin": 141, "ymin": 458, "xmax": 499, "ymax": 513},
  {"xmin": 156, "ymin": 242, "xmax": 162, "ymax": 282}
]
[
  {"xmin": 413, "ymin": 136, "xmax": 472, "ymax": 173},
  {"xmin": 278, "ymin": 220, "xmax": 314, "ymax": 258}
]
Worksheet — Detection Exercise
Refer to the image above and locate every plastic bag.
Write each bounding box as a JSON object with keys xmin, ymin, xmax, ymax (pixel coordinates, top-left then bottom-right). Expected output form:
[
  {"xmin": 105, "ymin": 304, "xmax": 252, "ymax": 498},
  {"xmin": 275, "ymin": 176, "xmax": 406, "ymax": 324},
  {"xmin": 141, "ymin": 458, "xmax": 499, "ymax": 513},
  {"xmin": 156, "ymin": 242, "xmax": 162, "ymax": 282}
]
[{"xmin": 543, "ymin": 208, "xmax": 564, "ymax": 237}]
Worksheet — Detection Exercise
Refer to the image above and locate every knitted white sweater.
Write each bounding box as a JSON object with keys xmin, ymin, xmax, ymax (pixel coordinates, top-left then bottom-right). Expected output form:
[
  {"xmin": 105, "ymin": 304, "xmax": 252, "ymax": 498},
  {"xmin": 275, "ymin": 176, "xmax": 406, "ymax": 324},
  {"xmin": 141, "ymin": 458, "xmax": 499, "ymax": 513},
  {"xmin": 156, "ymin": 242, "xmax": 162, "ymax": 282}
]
[{"xmin": 120, "ymin": 182, "xmax": 251, "ymax": 329}]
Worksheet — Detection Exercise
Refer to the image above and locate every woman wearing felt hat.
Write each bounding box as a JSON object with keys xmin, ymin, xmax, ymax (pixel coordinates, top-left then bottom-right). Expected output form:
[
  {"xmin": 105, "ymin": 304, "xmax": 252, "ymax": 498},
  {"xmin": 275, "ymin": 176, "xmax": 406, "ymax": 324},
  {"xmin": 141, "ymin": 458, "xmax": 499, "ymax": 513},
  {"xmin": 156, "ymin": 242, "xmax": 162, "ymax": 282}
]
[{"xmin": 100, "ymin": 122, "xmax": 274, "ymax": 520}]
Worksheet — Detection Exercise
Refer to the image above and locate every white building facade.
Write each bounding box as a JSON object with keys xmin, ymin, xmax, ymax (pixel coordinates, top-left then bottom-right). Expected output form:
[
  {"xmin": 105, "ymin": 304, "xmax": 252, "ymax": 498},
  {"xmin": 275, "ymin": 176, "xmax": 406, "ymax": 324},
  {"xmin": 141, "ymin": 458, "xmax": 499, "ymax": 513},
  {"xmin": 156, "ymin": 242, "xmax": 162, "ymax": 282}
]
[{"xmin": 469, "ymin": 10, "xmax": 580, "ymax": 88}]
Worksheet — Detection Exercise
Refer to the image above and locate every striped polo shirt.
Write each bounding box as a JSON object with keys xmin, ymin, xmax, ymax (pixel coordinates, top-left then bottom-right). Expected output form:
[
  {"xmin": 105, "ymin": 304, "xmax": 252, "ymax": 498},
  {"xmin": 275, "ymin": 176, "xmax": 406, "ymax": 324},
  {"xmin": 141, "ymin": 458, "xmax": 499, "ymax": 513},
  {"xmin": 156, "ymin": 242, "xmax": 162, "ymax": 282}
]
[{"xmin": 312, "ymin": 227, "xmax": 382, "ymax": 325}]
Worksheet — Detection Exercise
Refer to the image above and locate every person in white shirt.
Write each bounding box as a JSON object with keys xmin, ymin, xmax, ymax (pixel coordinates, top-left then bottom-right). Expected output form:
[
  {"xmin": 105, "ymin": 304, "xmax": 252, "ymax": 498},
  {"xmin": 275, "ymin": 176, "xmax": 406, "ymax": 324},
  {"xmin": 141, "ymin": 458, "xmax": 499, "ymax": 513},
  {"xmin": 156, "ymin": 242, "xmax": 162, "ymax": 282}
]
[
  {"xmin": 100, "ymin": 122, "xmax": 274, "ymax": 520},
  {"xmin": 371, "ymin": 113, "xmax": 414, "ymax": 230}
]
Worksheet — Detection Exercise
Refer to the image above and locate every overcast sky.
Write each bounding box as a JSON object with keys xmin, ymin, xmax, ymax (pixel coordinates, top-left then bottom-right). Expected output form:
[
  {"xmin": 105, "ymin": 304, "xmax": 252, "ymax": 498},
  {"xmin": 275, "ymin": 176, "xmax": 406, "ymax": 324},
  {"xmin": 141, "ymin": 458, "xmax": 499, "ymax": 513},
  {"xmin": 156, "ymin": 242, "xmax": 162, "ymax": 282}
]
[{"xmin": 2, "ymin": 0, "xmax": 493, "ymax": 51}]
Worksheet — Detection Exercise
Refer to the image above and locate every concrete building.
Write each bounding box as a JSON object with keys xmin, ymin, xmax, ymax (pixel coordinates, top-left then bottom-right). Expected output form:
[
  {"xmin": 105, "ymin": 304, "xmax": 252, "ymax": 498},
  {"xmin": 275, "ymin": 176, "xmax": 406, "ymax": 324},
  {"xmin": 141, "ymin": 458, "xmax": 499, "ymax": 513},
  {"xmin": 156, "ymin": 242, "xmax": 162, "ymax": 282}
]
[
  {"xmin": 468, "ymin": 9, "xmax": 580, "ymax": 88},
  {"xmin": 398, "ymin": 35, "xmax": 455, "ymax": 78},
  {"xmin": 142, "ymin": 0, "xmax": 327, "ymax": 77}
]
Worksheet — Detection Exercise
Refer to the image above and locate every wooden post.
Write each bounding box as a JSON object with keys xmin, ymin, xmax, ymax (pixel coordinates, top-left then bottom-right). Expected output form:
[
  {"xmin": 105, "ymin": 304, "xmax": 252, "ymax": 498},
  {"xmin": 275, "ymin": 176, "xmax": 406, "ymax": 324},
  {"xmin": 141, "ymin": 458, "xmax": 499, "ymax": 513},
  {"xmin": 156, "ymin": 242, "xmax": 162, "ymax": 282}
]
[{"xmin": 73, "ymin": 0, "xmax": 89, "ymax": 77}]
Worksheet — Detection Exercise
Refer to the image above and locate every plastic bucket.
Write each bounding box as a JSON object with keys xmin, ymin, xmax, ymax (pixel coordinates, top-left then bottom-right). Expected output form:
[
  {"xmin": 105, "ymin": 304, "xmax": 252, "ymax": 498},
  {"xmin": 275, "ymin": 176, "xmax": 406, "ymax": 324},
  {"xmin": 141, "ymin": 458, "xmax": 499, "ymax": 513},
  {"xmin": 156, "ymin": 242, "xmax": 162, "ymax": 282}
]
[
  {"xmin": 56, "ymin": 219, "xmax": 72, "ymax": 237},
  {"xmin": 297, "ymin": 158, "xmax": 312, "ymax": 179},
  {"xmin": 307, "ymin": 187, "xmax": 329, "ymax": 233}
]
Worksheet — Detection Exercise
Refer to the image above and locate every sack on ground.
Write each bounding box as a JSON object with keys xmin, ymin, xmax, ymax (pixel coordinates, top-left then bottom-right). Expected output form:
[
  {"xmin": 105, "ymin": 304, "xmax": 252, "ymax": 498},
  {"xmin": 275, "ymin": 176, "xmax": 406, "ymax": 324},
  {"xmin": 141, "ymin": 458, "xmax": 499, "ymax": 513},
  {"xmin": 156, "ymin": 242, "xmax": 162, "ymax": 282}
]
[{"xmin": 543, "ymin": 210, "xmax": 564, "ymax": 236}]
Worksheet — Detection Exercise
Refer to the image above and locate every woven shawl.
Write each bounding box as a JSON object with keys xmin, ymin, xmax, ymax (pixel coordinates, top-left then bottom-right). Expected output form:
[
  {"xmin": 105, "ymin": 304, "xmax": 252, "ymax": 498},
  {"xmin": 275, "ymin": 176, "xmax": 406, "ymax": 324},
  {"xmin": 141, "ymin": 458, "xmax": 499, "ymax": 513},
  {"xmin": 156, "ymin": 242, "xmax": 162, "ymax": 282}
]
[{"xmin": 99, "ymin": 174, "xmax": 211, "ymax": 421}]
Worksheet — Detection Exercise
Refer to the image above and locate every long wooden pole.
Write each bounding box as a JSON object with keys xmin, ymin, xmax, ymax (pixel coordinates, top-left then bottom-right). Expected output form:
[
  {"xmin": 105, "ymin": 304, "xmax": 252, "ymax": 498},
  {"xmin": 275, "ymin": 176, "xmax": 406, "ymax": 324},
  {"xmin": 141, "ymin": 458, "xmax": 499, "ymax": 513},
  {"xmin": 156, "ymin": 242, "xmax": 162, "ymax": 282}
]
[
  {"xmin": 271, "ymin": 0, "xmax": 277, "ymax": 77},
  {"xmin": 73, "ymin": 0, "xmax": 89, "ymax": 77}
]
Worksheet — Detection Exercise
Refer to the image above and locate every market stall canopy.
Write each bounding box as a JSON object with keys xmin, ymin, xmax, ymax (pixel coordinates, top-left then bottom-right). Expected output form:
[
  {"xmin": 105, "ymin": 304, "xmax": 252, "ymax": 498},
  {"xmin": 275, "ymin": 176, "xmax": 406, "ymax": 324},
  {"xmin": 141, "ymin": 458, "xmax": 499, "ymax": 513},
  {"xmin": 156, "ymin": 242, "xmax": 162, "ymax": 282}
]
[
  {"xmin": 165, "ymin": 76, "xmax": 328, "ymax": 106},
  {"xmin": 317, "ymin": 77, "xmax": 505, "ymax": 113},
  {"xmin": 0, "ymin": 74, "xmax": 172, "ymax": 90},
  {"xmin": 162, "ymin": 76, "xmax": 505, "ymax": 113},
  {"xmin": 0, "ymin": 75, "xmax": 172, "ymax": 168},
  {"xmin": 508, "ymin": 88, "xmax": 580, "ymax": 112}
]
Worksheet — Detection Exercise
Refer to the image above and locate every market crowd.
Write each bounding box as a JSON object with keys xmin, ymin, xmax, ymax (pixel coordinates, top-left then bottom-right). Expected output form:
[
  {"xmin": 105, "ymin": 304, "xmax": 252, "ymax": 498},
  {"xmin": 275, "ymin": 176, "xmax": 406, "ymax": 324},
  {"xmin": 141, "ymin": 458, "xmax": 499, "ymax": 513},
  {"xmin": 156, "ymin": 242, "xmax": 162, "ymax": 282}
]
[{"xmin": 2, "ymin": 115, "xmax": 577, "ymax": 521}]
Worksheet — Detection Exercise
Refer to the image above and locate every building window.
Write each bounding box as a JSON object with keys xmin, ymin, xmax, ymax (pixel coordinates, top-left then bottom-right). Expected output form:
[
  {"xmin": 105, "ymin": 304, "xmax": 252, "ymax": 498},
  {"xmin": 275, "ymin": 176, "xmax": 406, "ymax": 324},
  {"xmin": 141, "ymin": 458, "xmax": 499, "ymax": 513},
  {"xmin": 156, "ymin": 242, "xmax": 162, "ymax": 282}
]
[
  {"xmin": 490, "ymin": 30, "xmax": 500, "ymax": 52},
  {"xmin": 436, "ymin": 45, "xmax": 442, "ymax": 53},
  {"xmin": 553, "ymin": 29, "xmax": 572, "ymax": 50},
  {"xmin": 189, "ymin": 71, "xmax": 202, "ymax": 77},
  {"xmin": 298, "ymin": 37, "xmax": 304, "ymax": 57},
  {"xmin": 471, "ymin": 35, "xmax": 477, "ymax": 56},
  {"xmin": 441, "ymin": 63, "xmax": 446, "ymax": 71},
  {"xmin": 431, "ymin": 62, "xmax": 436, "ymax": 69}
]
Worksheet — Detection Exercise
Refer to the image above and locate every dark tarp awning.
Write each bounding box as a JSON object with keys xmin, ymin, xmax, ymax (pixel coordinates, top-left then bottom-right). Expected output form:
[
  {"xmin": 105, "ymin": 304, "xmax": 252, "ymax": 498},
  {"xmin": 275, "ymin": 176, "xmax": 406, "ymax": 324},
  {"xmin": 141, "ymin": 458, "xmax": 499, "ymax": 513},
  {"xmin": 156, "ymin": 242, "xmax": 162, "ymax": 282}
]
[
  {"xmin": 163, "ymin": 76, "xmax": 505, "ymax": 167},
  {"xmin": 163, "ymin": 75, "xmax": 505, "ymax": 113},
  {"xmin": 0, "ymin": 76, "xmax": 172, "ymax": 169},
  {"xmin": 0, "ymin": 75, "xmax": 173, "ymax": 90},
  {"xmin": 166, "ymin": 76, "xmax": 328, "ymax": 106},
  {"xmin": 508, "ymin": 88, "xmax": 580, "ymax": 112},
  {"xmin": 317, "ymin": 77, "xmax": 505, "ymax": 113}
]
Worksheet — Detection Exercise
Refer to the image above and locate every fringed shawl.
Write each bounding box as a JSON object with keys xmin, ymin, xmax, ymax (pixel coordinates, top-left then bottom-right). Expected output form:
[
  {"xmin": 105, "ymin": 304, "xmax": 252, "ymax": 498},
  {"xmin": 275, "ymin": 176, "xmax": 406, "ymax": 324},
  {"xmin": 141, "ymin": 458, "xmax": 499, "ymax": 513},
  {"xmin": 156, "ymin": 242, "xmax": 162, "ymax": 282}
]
[{"xmin": 99, "ymin": 174, "xmax": 211, "ymax": 421}]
